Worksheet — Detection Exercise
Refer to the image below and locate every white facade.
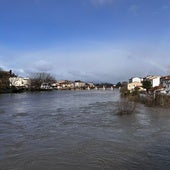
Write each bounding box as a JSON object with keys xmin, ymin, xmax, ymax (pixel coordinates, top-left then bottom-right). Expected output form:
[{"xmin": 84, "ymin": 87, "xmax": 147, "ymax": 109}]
[
  {"xmin": 146, "ymin": 76, "xmax": 160, "ymax": 87},
  {"xmin": 74, "ymin": 81, "xmax": 86, "ymax": 88},
  {"xmin": 127, "ymin": 82, "xmax": 142, "ymax": 92},
  {"xmin": 129, "ymin": 77, "xmax": 142, "ymax": 83},
  {"xmin": 40, "ymin": 83, "xmax": 52, "ymax": 89},
  {"xmin": 87, "ymin": 82, "xmax": 95, "ymax": 88},
  {"xmin": 9, "ymin": 77, "xmax": 31, "ymax": 88},
  {"xmin": 56, "ymin": 80, "xmax": 74, "ymax": 89},
  {"xmin": 152, "ymin": 77, "xmax": 160, "ymax": 87}
]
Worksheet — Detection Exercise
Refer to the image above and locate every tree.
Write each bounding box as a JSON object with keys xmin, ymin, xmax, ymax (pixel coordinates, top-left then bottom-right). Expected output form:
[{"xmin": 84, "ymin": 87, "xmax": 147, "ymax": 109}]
[
  {"xmin": 0, "ymin": 69, "xmax": 16, "ymax": 91},
  {"xmin": 142, "ymin": 80, "xmax": 152, "ymax": 93},
  {"xmin": 29, "ymin": 72, "xmax": 56, "ymax": 89},
  {"xmin": 116, "ymin": 82, "xmax": 122, "ymax": 88}
]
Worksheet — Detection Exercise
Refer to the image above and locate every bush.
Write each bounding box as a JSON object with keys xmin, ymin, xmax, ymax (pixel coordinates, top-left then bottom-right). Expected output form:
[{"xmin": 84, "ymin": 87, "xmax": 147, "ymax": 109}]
[{"xmin": 116, "ymin": 99, "xmax": 137, "ymax": 116}]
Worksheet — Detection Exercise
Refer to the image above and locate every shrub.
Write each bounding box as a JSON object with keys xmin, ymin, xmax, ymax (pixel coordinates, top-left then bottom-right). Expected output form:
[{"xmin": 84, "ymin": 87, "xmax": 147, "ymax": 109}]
[{"xmin": 116, "ymin": 99, "xmax": 137, "ymax": 116}]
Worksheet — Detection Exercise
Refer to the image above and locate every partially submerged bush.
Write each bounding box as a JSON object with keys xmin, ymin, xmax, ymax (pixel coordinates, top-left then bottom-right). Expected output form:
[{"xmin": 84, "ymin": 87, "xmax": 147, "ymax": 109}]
[
  {"xmin": 139, "ymin": 94, "xmax": 155, "ymax": 107},
  {"xmin": 116, "ymin": 99, "xmax": 137, "ymax": 115},
  {"xmin": 154, "ymin": 94, "xmax": 170, "ymax": 107}
]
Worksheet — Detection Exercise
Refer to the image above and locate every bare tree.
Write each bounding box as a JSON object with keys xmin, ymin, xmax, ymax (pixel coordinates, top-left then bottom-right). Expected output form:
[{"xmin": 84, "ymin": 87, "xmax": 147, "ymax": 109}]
[{"xmin": 29, "ymin": 72, "xmax": 56, "ymax": 89}]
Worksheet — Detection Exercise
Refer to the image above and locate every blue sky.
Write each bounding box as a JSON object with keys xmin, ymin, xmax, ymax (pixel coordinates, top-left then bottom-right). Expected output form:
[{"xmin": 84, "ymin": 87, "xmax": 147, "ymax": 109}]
[{"xmin": 0, "ymin": 0, "xmax": 170, "ymax": 83}]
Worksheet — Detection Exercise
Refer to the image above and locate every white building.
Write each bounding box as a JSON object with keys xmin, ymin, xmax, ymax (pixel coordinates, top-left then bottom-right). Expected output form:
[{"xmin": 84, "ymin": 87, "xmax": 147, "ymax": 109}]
[
  {"xmin": 74, "ymin": 80, "xmax": 86, "ymax": 88},
  {"xmin": 127, "ymin": 82, "xmax": 143, "ymax": 92},
  {"xmin": 40, "ymin": 83, "xmax": 52, "ymax": 90},
  {"xmin": 129, "ymin": 77, "xmax": 142, "ymax": 83},
  {"xmin": 87, "ymin": 82, "xmax": 95, "ymax": 88},
  {"xmin": 56, "ymin": 80, "xmax": 74, "ymax": 89},
  {"xmin": 9, "ymin": 77, "xmax": 31, "ymax": 88},
  {"xmin": 145, "ymin": 76, "xmax": 161, "ymax": 88}
]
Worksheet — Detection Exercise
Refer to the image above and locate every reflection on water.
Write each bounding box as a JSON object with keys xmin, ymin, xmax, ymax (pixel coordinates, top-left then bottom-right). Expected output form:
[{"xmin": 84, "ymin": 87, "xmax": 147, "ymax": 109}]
[{"xmin": 0, "ymin": 90, "xmax": 170, "ymax": 170}]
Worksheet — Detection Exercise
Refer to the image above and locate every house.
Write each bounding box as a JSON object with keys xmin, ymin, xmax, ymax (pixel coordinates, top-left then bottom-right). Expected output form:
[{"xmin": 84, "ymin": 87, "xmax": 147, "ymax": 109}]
[
  {"xmin": 86, "ymin": 82, "xmax": 95, "ymax": 89},
  {"xmin": 149, "ymin": 85, "xmax": 165, "ymax": 94},
  {"xmin": 127, "ymin": 82, "xmax": 143, "ymax": 92},
  {"xmin": 51, "ymin": 83, "xmax": 58, "ymax": 88},
  {"xmin": 160, "ymin": 76, "xmax": 170, "ymax": 92},
  {"xmin": 144, "ymin": 76, "xmax": 161, "ymax": 88},
  {"xmin": 56, "ymin": 80, "xmax": 74, "ymax": 90},
  {"xmin": 129, "ymin": 77, "xmax": 143, "ymax": 83},
  {"xmin": 74, "ymin": 80, "xmax": 86, "ymax": 89},
  {"xmin": 40, "ymin": 83, "xmax": 52, "ymax": 90},
  {"xmin": 9, "ymin": 77, "xmax": 31, "ymax": 88}
]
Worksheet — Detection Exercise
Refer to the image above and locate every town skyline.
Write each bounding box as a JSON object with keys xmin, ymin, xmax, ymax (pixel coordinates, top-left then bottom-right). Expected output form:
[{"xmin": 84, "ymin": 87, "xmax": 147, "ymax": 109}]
[
  {"xmin": 1, "ymin": 68, "xmax": 170, "ymax": 86},
  {"xmin": 1, "ymin": 0, "xmax": 170, "ymax": 83}
]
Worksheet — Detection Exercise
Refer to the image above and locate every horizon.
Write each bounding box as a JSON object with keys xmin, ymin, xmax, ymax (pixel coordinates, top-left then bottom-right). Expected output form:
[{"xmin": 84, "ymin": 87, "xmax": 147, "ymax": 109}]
[
  {"xmin": 1, "ymin": 68, "xmax": 167, "ymax": 85},
  {"xmin": 1, "ymin": 0, "xmax": 170, "ymax": 83}
]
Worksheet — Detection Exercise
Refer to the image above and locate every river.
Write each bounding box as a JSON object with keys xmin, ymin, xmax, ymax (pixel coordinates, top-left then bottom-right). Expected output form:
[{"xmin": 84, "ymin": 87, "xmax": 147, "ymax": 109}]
[{"xmin": 0, "ymin": 90, "xmax": 170, "ymax": 170}]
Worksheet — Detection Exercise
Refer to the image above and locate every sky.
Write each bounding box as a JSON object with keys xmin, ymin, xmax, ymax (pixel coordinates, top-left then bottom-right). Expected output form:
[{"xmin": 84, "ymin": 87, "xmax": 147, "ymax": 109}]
[{"xmin": 0, "ymin": 0, "xmax": 170, "ymax": 83}]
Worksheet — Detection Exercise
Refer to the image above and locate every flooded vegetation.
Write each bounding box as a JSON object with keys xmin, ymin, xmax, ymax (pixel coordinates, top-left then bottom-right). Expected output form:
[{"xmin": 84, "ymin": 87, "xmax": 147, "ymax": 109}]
[
  {"xmin": 116, "ymin": 99, "xmax": 137, "ymax": 116},
  {"xmin": 0, "ymin": 90, "xmax": 170, "ymax": 170}
]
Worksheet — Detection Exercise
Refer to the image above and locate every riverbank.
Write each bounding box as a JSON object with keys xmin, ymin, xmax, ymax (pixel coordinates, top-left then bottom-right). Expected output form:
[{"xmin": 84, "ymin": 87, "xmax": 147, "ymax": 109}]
[
  {"xmin": 121, "ymin": 91, "xmax": 170, "ymax": 108},
  {"xmin": 139, "ymin": 93, "xmax": 170, "ymax": 107},
  {"xmin": 0, "ymin": 86, "xmax": 116, "ymax": 94}
]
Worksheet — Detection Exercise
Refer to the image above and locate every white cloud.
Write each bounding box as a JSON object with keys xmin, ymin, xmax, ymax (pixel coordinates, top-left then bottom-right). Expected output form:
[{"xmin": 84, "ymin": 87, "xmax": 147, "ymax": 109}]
[
  {"xmin": 1, "ymin": 41, "xmax": 170, "ymax": 83},
  {"xmin": 33, "ymin": 60, "xmax": 54, "ymax": 72}
]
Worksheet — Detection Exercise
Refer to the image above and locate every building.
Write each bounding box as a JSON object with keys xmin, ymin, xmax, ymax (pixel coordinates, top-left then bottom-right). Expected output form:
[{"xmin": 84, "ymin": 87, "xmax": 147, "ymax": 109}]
[
  {"xmin": 160, "ymin": 76, "xmax": 170, "ymax": 92},
  {"xmin": 127, "ymin": 82, "xmax": 143, "ymax": 92},
  {"xmin": 40, "ymin": 83, "xmax": 52, "ymax": 90},
  {"xmin": 86, "ymin": 82, "xmax": 95, "ymax": 89},
  {"xmin": 129, "ymin": 77, "xmax": 142, "ymax": 83},
  {"xmin": 9, "ymin": 77, "xmax": 31, "ymax": 88},
  {"xmin": 56, "ymin": 80, "xmax": 74, "ymax": 90},
  {"xmin": 74, "ymin": 80, "xmax": 86, "ymax": 89},
  {"xmin": 144, "ymin": 76, "xmax": 161, "ymax": 88}
]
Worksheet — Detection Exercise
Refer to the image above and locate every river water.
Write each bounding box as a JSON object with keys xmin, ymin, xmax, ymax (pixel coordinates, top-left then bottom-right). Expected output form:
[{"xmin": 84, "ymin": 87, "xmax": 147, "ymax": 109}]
[{"xmin": 0, "ymin": 90, "xmax": 170, "ymax": 170}]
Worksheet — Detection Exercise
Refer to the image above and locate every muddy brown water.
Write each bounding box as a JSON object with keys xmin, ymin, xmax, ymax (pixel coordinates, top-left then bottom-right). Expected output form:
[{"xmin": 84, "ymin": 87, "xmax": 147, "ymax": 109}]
[{"xmin": 0, "ymin": 90, "xmax": 170, "ymax": 170}]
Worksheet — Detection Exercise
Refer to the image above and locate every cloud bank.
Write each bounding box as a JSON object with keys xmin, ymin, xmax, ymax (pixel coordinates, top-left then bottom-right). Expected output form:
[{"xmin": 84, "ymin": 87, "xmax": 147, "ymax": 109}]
[{"xmin": 1, "ymin": 41, "xmax": 170, "ymax": 83}]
